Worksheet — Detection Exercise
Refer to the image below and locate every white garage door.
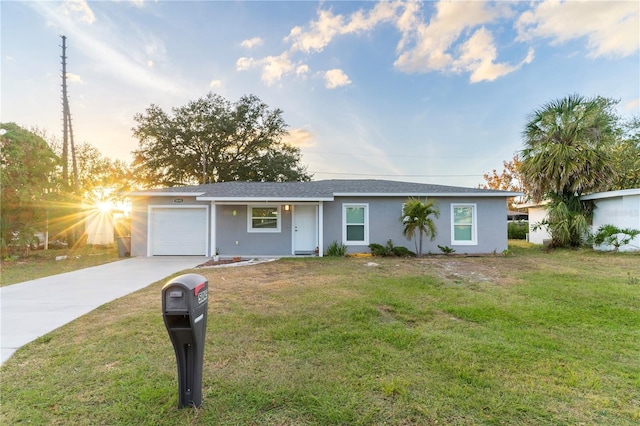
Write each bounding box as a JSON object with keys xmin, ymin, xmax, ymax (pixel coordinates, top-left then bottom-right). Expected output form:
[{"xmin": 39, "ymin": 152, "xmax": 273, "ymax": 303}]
[{"xmin": 150, "ymin": 207, "xmax": 208, "ymax": 255}]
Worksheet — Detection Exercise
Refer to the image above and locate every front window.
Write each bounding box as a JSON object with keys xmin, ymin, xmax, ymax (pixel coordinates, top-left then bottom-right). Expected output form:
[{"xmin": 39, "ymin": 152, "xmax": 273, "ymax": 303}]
[
  {"xmin": 248, "ymin": 206, "xmax": 280, "ymax": 232},
  {"xmin": 343, "ymin": 204, "xmax": 368, "ymax": 245},
  {"xmin": 452, "ymin": 204, "xmax": 477, "ymax": 245}
]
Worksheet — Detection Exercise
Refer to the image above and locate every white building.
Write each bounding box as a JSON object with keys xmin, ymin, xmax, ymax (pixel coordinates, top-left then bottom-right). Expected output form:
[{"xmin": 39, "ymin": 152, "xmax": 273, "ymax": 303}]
[
  {"xmin": 518, "ymin": 189, "xmax": 640, "ymax": 251},
  {"xmin": 583, "ymin": 189, "xmax": 640, "ymax": 252}
]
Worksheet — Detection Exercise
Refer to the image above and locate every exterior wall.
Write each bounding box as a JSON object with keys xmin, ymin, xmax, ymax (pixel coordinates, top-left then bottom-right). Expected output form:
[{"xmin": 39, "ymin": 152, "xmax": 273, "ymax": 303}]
[
  {"xmin": 527, "ymin": 206, "xmax": 551, "ymax": 245},
  {"xmin": 323, "ymin": 196, "xmax": 509, "ymax": 255},
  {"xmin": 215, "ymin": 204, "xmax": 293, "ymax": 257},
  {"xmin": 591, "ymin": 194, "xmax": 640, "ymax": 252},
  {"xmin": 131, "ymin": 194, "xmax": 511, "ymax": 257}
]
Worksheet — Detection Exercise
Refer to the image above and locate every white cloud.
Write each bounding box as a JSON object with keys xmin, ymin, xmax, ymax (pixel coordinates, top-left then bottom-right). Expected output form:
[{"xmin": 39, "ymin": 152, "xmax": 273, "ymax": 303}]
[
  {"xmin": 393, "ymin": 1, "xmax": 511, "ymax": 74},
  {"xmin": 286, "ymin": 1, "xmax": 403, "ymax": 54},
  {"xmin": 147, "ymin": 60, "xmax": 154, "ymax": 68},
  {"xmin": 271, "ymin": 0, "xmax": 528, "ymax": 85},
  {"xmin": 241, "ymin": 37, "xmax": 263, "ymax": 49},
  {"xmin": 242, "ymin": 2, "xmax": 406, "ymax": 86},
  {"xmin": 144, "ymin": 37, "xmax": 167, "ymax": 60},
  {"xmin": 342, "ymin": 0, "xmax": 403, "ymax": 33},
  {"xmin": 516, "ymin": 0, "xmax": 639, "ymax": 58},
  {"xmin": 324, "ymin": 69, "xmax": 351, "ymax": 89},
  {"xmin": 209, "ymin": 79, "xmax": 222, "ymax": 88},
  {"xmin": 284, "ymin": 127, "xmax": 315, "ymax": 148},
  {"xmin": 260, "ymin": 53, "xmax": 295, "ymax": 85},
  {"xmin": 236, "ymin": 57, "xmax": 254, "ymax": 71},
  {"xmin": 454, "ymin": 28, "xmax": 534, "ymax": 83},
  {"xmin": 241, "ymin": 0, "xmax": 636, "ymax": 88},
  {"xmin": 286, "ymin": 9, "xmax": 345, "ymax": 54},
  {"xmin": 236, "ymin": 53, "xmax": 296, "ymax": 85},
  {"xmin": 625, "ymin": 98, "xmax": 640, "ymax": 112},
  {"xmin": 66, "ymin": 72, "xmax": 84, "ymax": 84},
  {"xmin": 60, "ymin": 0, "xmax": 95, "ymax": 24}
]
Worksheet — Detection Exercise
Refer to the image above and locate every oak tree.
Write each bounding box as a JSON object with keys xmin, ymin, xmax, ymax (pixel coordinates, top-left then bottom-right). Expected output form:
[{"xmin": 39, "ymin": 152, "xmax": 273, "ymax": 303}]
[{"xmin": 132, "ymin": 93, "xmax": 311, "ymax": 187}]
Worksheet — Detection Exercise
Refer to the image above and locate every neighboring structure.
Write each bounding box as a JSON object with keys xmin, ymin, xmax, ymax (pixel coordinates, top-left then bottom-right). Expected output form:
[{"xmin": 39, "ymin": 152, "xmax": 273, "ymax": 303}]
[
  {"xmin": 516, "ymin": 200, "xmax": 550, "ymax": 245},
  {"xmin": 507, "ymin": 210, "xmax": 528, "ymax": 222},
  {"xmin": 583, "ymin": 188, "xmax": 640, "ymax": 252},
  {"xmin": 127, "ymin": 180, "xmax": 520, "ymax": 257},
  {"xmin": 518, "ymin": 188, "xmax": 640, "ymax": 251},
  {"xmin": 84, "ymin": 210, "xmax": 115, "ymax": 245}
]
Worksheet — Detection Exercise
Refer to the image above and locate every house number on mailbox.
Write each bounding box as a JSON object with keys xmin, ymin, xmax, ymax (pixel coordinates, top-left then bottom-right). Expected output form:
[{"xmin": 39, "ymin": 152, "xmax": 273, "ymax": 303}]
[{"xmin": 197, "ymin": 289, "xmax": 208, "ymax": 304}]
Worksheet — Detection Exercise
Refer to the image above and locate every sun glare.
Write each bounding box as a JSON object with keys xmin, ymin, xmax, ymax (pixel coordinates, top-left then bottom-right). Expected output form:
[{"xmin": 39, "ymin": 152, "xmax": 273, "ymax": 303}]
[{"xmin": 97, "ymin": 200, "xmax": 114, "ymax": 213}]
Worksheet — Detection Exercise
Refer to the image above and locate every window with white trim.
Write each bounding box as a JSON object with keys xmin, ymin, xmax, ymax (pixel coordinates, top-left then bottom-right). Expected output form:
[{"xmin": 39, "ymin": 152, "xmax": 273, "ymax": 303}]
[
  {"xmin": 343, "ymin": 203, "xmax": 369, "ymax": 245},
  {"xmin": 451, "ymin": 204, "xmax": 477, "ymax": 245},
  {"xmin": 248, "ymin": 205, "xmax": 281, "ymax": 232}
]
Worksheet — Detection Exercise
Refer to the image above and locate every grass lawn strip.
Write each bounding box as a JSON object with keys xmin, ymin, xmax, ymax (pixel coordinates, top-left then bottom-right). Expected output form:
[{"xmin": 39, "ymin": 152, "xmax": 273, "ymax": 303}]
[{"xmin": 1, "ymin": 245, "xmax": 120, "ymax": 287}]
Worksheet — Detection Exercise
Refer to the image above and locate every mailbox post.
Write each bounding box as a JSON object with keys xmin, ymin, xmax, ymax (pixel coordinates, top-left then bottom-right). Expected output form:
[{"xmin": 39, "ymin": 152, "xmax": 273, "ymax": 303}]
[{"xmin": 162, "ymin": 273, "xmax": 208, "ymax": 408}]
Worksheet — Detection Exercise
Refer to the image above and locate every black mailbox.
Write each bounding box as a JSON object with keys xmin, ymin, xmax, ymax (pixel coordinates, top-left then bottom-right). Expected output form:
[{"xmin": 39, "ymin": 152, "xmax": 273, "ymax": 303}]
[{"xmin": 162, "ymin": 273, "xmax": 209, "ymax": 408}]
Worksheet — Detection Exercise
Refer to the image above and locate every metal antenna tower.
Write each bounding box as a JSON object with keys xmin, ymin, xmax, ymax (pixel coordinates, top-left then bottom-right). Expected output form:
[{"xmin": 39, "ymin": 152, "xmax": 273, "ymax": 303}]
[{"xmin": 61, "ymin": 35, "xmax": 79, "ymax": 192}]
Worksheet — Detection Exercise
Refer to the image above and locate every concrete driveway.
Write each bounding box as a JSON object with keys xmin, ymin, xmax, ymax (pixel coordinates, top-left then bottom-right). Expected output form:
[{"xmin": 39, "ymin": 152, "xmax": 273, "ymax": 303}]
[{"xmin": 0, "ymin": 256, "xmax": 208, "ymax": 365}]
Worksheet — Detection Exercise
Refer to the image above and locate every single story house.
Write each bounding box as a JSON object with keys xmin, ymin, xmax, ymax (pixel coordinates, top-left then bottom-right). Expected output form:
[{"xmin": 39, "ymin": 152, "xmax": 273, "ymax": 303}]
[
  {"xmin": 128, "ymin": 179, "xmax": 520, "ymax": 257},
  {"xmin": 518, "ymin": 188, "xmax": 640, "ymax": 251}
]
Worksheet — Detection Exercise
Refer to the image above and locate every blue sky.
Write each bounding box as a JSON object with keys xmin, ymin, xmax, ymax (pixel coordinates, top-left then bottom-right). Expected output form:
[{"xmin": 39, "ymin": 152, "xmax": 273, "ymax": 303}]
[{"xmin": 2, "ymin": 0, "xmax": 639, "ymax": 187}]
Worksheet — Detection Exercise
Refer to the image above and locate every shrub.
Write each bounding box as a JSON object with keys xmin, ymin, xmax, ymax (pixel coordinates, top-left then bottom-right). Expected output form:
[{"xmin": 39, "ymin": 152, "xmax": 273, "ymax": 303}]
[
  {"xmin": 590, "ymin": 224, "xmax": 640, "ymax": 252},
  {"xmin": 368, "ymin": 243, "xmax": 388, "ymax": 257},
  {"xmin": 437, "ymin": 245, "xmax": 456, "ymax": 255},
  {"xmin": 508, "ymin": 221, "xmax": 528, "ymax": 240},
  {"xmin": 368, "ymin": 240, "xmax": 415, "ymax": 257},
  {"xmin": 326, "ymin": 241, "xmax": 347, "ymax": 257},
  {"xmin": 392, "ymin": 246, "xmax": 415, "ymax": 257}
]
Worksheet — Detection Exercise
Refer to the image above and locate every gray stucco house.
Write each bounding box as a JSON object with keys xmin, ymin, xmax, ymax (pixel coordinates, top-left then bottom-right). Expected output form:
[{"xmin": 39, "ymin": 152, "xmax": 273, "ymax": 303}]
[{"xmin": 128, "ymin": 179, "xmax": 520, "ymax": 257}]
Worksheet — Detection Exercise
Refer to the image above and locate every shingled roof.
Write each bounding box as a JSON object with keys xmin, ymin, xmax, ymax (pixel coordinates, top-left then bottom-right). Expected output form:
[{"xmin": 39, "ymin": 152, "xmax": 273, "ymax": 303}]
[{"xmin": 130, "ymin": 179, "xmax": 519, "ymax": 200}]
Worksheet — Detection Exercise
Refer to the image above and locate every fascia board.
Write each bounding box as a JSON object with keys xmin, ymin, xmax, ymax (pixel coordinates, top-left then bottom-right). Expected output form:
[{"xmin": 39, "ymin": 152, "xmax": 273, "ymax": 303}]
[
  {"xmin": 196, "ymin": 196, "xmax": 335, "ymax": 202},
  {"xmin": 581, "ymin": 188, "xmax": 640, "ymax": 200},
  {"xmin": 332, "ymin": 192, "xmax": 523, "ymax": 197},
  {"xmin": 127, "ymin": 191, "xmax": 206, "ymax": 197}
]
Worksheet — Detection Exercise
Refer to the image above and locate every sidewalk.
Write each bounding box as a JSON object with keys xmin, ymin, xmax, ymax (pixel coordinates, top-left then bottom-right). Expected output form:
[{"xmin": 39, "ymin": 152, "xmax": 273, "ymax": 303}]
[{"xmin": 0, "ymin": 256, "xmax": 208, "ymax": 365}]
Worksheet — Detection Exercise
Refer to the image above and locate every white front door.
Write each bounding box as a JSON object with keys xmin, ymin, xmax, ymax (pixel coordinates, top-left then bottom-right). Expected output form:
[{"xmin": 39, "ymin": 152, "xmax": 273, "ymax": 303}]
[{"xmin": 293, "ymin": 205, "xmax": 317, "ymax": 254}]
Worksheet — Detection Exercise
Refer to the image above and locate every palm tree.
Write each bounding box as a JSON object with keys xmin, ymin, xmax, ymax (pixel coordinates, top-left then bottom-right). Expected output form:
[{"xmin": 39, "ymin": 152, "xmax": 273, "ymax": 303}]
[
  {"xmin": 520, "ymin": 94, "xmax": 618, "ymax": 247},
  {"xmin": 520, "ymin": 94, "xmax": 617, "ymax": 202},
  {"xmin": 401, "ymin": 198, "xmax": 440, "ymax": 256}
]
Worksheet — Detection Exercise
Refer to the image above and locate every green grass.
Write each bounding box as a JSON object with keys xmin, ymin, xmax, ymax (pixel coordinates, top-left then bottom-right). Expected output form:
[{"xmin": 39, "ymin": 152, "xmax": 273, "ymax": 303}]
[
  {"xmin": 0, "ymin": 244, "xmax": 120, "ymax": 286},
  {"xmin": 1, "ymin": 244, "xmax": 639, "ymax": 424}
]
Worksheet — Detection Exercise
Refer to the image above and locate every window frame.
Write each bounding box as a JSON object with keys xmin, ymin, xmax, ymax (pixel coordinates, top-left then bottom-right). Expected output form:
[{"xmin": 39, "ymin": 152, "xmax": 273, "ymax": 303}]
[
  {"xmin": 342, "ymin": 203, "xmax": 369, "ymax": 245},
  {"xmin": 451, "ymin": 203, "xmax": 478, "ymax": 246},
  {"xmin": 247, "ymin": 205, "xmax": 281, "ymax": 233}
]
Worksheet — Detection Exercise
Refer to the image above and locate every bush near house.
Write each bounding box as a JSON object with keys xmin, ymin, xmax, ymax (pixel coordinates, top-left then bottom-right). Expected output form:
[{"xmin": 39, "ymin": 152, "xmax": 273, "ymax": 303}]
[
  {"xmin": 325, "ymin": 240, "xmax": 347, "ymax": 256},
  {"xmin": 369, "ymin": 240, "xmax": 415, "ymax": 257},
  {"xmin": 508, "ymin": 221, "xmax": 528, "ymax": 239},
  {"xmin": 591, "ymin": 224, "xmax": 640, "ymax": 252}
]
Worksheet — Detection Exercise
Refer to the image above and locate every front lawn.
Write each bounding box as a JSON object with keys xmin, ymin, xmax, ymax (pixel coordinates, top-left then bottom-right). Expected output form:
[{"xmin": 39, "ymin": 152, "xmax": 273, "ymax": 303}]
[
  {"xmin": 0, "ymin": 244, "xmax": 120, "ymax": 286},
  {"xmin": 1, "ymin": 245, "xmax": 638, "ymax": 424}
]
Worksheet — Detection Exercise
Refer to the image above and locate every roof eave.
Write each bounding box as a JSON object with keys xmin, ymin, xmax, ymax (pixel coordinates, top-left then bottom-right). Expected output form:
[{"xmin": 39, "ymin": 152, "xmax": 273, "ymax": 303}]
[
  {"xmin": 581, "ymin": 188, "xmax": 640, "ymax": 200},
  {"xmin": 333, "ymin": 192, "xmax": 523, "ymax": 197},
  {"xmin": 126, "ymin": 191, "xmax": 206, "ymax": 197},
  {"xmin": 196, "ymin": 196, "xmax": 335, "ymax": 202}
]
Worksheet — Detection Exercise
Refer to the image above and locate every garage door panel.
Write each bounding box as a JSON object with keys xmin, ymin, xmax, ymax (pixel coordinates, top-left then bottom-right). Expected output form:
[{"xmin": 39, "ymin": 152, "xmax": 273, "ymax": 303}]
[{"xmin": 150, "ymin": 208, "xmax": 207, "ymax": 255}]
